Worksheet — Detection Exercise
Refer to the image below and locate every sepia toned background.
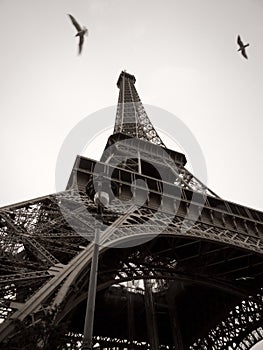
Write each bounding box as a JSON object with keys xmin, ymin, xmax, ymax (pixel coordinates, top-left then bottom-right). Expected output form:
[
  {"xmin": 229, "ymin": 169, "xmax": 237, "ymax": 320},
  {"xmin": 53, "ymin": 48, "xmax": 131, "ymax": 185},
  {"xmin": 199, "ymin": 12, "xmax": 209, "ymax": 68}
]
[{"xmin": 1, "ymin": 0, "xmax": 263, "ymax": 213}]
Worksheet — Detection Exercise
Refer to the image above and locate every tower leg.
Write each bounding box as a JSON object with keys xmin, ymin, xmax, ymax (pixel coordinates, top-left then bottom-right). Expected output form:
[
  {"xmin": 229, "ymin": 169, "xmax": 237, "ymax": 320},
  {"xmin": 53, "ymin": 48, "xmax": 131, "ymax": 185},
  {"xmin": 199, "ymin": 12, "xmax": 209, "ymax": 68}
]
[
  {"xmin": 144, "ymin": 280, "xmax": 159, "ymax": 350},
  {"xmin": 127, "ymin": 288, "xmax": 135, "ymax": 350},
  {"xmin": 169, "ymin": 310, "xmax": 184, "ymax": 350},
  {"xmin": 82, "ymin": 227, "xmax": 100, "ymax": 350}
]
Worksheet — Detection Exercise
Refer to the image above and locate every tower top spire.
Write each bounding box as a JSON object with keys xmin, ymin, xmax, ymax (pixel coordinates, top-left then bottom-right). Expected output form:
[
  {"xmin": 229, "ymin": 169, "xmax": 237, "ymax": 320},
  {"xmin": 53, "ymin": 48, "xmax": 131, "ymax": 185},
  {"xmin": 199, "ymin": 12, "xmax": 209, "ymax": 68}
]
[
  {"xmin": 116, "ymin": 70, "xmax": 136, "ymax": 88},
  {"xmin": 114, "ymin": 71, "xmax": 165, "ymax": 147}
]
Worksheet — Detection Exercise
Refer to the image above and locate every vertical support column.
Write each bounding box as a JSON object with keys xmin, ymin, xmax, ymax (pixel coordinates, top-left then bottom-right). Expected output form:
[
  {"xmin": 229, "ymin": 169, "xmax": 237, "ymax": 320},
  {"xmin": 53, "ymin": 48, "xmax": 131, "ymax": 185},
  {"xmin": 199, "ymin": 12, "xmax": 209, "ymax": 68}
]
[
  {"xmin": 144, "ymin": 280, "xmax": 159, "ymax": 350},
  {"xmin": 166, "ymin": 284, "xmax": 185, "ymax": 350},
  {"xmin": 82, "ymin": 227, "xmax": 100, "ymax": 350},
  {"xmin": 127, "ymin": 289, "xmax": 135, "ymax": 350},
  {"xmin": 137, "ymin": 151, "xmax": 142, "ymax": 174},
  {"xmin": 169, "ymin": 309, "xmax": 184, "ymax": 350}
]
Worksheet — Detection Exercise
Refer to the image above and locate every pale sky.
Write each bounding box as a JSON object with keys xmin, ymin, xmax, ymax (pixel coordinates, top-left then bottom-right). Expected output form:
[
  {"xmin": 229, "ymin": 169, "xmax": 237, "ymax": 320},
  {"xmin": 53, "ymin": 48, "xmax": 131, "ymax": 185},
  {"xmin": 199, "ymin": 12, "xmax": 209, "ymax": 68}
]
[
  {"xmin": 0, "ymin": 1, "xmax": 263, "ymax": 348},
  {"xmin": 1, "ymin": 0, "xmax": 263, "ymax": 212}
]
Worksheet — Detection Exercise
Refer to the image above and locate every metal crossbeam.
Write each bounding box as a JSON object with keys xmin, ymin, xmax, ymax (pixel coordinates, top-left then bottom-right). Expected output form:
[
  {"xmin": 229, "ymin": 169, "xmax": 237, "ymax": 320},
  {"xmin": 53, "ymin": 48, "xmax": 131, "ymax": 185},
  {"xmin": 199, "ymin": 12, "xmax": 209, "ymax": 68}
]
[{"xmin": 190, "ymin": 299, "xmax": 263, "ymax": 350}]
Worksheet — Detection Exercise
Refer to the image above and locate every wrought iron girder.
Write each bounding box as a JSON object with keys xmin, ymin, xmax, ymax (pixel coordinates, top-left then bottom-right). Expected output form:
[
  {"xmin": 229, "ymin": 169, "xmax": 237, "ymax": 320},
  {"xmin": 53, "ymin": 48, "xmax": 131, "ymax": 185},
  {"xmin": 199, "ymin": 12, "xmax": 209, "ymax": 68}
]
[
  {"xmin": 0, "ymin": 205, "xmax": 137, "ymax": 341},
  {"xmin": 72, "ymin": 156, "xmax": 263, "ymax": 242},
  {"xmin": 22, "ymin": 237, "xmax": 60, "ymax": 265},
  {"xmin": 96, "ymin": 269, "xmax": 257, "ymax": 300},
  {"xmin": 0, "ymin": 247, "xmax": 91, "ymax": 341},
  {"xmin": 99, "ymin": 206, "xmax": 263, "ymax": 255},
  {"xmin": 0, "ymin": 187, "xmax": 262, "ymax": 341},
  {"xmin": 0, "ymin": 271, "xmax": 51, "ymax": 285},
  {"xmin": 0, "ymin": 190, "xmax": 94, "ymax": 260},
  {"xmin": 190, "ymin": 298, "xmax": 263, "ymax": 350},
  {"xmin": 0, "ymin": 211, "xmax": 27, "ymax": 238},
  {"xmin": 236, "ymin": 327, "xmax": 263, "ymax": 350},
  {"xmin": 49, "ymin": 231, "xmax": 263, "ymax": 346},
  {"xmin": 163, "ymin": 158, "xmax": 219, "ymax": 197},
  {"xmin": 38, "ymin": 238, "xmax": 81, "ymax": 255},
  {"xmin": 93, "ymin": 335, "xmax": 150, "ymax": 350},
  {"xmin": 101, "ymin": 136, "xmax": 218, "ymax": 197}
]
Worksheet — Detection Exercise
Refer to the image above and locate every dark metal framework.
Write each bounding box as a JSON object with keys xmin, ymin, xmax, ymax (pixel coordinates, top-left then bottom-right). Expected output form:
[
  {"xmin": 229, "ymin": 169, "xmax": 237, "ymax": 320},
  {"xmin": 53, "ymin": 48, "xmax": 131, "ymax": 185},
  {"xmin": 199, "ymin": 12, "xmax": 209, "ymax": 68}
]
[{"xmin": 0, "ymin": 71, "xmax": 262, "ymax": 349}]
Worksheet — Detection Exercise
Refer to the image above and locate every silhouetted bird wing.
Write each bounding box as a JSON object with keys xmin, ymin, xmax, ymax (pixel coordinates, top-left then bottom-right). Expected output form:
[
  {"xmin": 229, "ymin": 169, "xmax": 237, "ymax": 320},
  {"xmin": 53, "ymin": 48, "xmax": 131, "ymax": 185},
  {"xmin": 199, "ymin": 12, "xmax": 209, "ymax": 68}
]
[
  {"xmin": 241, "ymin": 49, "xmax": 248, "ymax": 59},
  {"xmin": 68, "ymin": 14, "xmax": 82, "ymax": 32},
  {"xmin": 78, "ymin": 35, "xmax": 84, "ymax": 55},
  {"xmin": 237, "ymin": 35, "xmax": 246, "ymax": 48}
]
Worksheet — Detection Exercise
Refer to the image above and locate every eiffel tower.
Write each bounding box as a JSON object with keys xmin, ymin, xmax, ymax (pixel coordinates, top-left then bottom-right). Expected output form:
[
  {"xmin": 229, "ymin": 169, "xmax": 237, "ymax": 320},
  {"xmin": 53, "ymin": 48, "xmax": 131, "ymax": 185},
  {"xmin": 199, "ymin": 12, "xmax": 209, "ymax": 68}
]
[{"xmin": 0, "ymin": 71, "xmax": 263, "ymax": 350}]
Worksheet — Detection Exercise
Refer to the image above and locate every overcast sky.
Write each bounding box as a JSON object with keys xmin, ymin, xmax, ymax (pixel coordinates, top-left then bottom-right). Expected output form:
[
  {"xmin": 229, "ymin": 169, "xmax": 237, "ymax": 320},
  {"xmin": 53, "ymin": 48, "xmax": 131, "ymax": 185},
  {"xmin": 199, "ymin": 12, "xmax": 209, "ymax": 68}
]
[
  {"xmin": 1, "ymin": 0, "xmax": 263, "ymax": 213},
  {"xmin": 0, "ymin": 1, "xmax": 263, "ymax": 348}
]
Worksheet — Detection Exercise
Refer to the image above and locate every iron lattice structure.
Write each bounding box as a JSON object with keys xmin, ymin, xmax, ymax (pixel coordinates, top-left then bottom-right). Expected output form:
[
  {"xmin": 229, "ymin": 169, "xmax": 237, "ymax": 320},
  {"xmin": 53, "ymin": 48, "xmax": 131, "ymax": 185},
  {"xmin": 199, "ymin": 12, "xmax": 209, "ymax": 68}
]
[{"xmin": 0, "ymin": 71, "xmax": 262, "ymax": 350}]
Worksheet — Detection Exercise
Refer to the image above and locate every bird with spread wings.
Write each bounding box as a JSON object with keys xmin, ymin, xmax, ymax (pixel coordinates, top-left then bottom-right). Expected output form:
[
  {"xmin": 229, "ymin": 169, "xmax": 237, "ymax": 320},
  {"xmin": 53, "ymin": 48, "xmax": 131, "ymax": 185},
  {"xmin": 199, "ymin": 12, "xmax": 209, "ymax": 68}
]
[
  {"xmin": 237, "ymin": 35, "xmax": 249, "ymax": 59},
  {"xmin": 68, "ymin": 14, "xmax": 88, "ymax": 55}
]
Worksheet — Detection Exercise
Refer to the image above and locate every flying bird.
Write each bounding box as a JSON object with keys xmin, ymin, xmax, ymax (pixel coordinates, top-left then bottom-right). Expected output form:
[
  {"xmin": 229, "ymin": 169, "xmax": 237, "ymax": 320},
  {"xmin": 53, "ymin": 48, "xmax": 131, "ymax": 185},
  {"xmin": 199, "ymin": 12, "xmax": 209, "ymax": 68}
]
[
  {"xmin": 237, "ymin": 35, "xmax": 249, "ymax": 59},
  {"xmin": 68, "ymin": 14, "xmax": 88, "ymax": 55}
]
